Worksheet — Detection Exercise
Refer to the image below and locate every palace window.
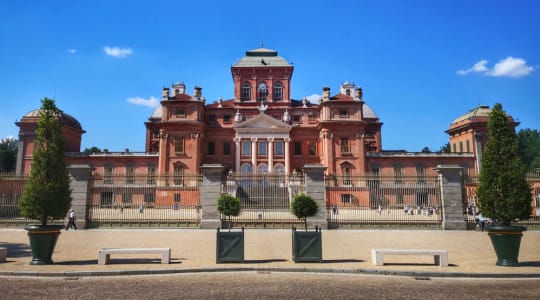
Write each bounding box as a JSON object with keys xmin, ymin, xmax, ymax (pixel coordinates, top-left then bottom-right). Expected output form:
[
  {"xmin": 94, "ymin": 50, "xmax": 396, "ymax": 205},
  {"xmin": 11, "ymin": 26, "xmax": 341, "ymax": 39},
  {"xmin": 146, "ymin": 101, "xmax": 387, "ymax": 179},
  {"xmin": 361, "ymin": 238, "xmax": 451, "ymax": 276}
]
[
  {"xmin": 241, "ymin": 82, "xmax": 251, "ymax": 102},
  {"xmin": 207, "ymin": 114, "xmax": 216, "ymax": 122},
  {"xmin": 393, "ymin": 165, "xmax": 403, "ymax": 184},
  {"xmin": 125, "ymin": 166, "xmax": 135, "ymax": 184},
  {"xmin": 242, "ymin": 141, "xmax": 251, "ymax": 156},
  {"xmin": 208, "ymin": 142, "xmax": 215, "ymax": 155},
  {"xmin": 223, "ymin": 142, "xmax": 231, "ymax": 155},
  {"xmin": 340, "ymin": 138, "xmax": 350, "ymax": 154},
  {"xmin": 293, "ymin": 115, "xmax": 301, "ymax": 123},
  {"xmin": 174, "ymin": 193, "xmax": 181, "ymax": 203},
  {"xmin": 147, "ymin": 166, "xmax": 156, "ymax": 184},
  {"xmin": 341, "ymin": 194, "xmax": 353, "ymax": 204},
  {"xmin": 122, "ymin": 193, "xmax": 132, "ymax": 204},
  {"xmin": 258, "ymin": 141, "xmax": 268, "ymax": 156},
  {"xmin": 309, "ymin": 141, "xmax": 317, "ymax": 156},
  {"xmin": 308, "ymin": 113, "xmax": 317, "ymax": 123},
  {"xmin": 100, "ymin": 192, "xmax": 113, "ymax": 206},
  {"xmin": 416, "ymin": 165, "xmax": 426, "ymax": 184},
  {"xmin": 175, "ymin": 137, "xmax": 185, "ymax": 154},
  {"xmin": 294, "ymin": 141, "xmax": 302, "ymax": 155},
  {"xmin": 339, "ymin": 109, "xmax": 348, "ymax": 118},
  {"xmin": 144, "ymin": 192, "xmax": 155, "ymax": 203},
  {"xmin": 466, "ymin": 140, "xmax": 470, "ymax": 153},
  {"xmin": 104, "ymin": 166, "xmax": 114, "ymax": 184},
  {"xmin": 223, "ymin": 114, "xmax": 232, "ymax": 124},
  {"xmin": 273, "ymin": 82, "xmax": 283, "ymax": 101},
  {"xmin": 176, "ymin": 109, "xmax": 186, "ymax": 118},
  {"xmin": 173, "ymin": 166, "xmax": 184, "ymax": 186},
  {"xmin": 274, "ymin": 141, "xmax": 284, "ymax": 156}
]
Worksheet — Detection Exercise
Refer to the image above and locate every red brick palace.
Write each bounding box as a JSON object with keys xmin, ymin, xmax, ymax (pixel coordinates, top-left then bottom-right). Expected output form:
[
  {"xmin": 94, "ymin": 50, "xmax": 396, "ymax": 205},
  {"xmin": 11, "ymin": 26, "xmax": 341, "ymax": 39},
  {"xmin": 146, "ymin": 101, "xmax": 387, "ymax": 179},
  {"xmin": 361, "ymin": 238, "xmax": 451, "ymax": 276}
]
[{"xmin": 17, "ymin": 47, "xmax": 518, "ymax": 180}]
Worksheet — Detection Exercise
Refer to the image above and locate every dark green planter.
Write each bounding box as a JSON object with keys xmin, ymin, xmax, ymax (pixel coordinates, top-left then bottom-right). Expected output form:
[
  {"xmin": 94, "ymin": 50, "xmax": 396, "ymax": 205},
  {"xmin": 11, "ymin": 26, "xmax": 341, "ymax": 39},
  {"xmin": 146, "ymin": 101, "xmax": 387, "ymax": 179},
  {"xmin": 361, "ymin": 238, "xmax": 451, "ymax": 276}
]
[
  {"xmin": 487, "ymin": 226, "xmax": 526, "ymax": 267},
  {"xmin": 216, "ymin": 228, "xmax": 244, "ymax": 263},
  {"xmin": 292, "ymin": 227, "xmax": 322, "ymax": 263},
  {"xmin": 24, "ymin": 225, "xmax": 64, "ymax": 265}
]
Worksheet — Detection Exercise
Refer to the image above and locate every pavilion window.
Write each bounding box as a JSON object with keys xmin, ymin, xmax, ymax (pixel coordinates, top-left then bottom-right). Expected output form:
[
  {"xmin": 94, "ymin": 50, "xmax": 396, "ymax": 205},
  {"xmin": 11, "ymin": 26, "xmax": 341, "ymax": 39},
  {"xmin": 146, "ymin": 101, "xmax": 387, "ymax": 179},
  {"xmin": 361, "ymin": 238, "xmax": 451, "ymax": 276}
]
[{"xmin": 241, "ymin": 82, "xmax": 251, "ymax": 102}]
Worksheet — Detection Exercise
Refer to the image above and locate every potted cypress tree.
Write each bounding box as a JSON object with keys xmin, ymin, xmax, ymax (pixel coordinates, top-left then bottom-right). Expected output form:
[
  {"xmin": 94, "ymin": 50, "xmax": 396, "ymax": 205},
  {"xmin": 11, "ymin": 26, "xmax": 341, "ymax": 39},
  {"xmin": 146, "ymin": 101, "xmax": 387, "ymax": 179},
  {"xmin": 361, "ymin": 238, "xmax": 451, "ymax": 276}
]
[
  {"xmin": 19, "ymin": 98, "xmax": 72, "ymax": 265},
  {"xmin": 216, "ymin": 194, "xmax": 244, "ymax": 263},
  {"xmin": 477, "ymin": 103, "xmax": 532, "ymax": 267},
  {"xmin": 291, "ymin": 193, "xmax": 322, "ymax": 262}
]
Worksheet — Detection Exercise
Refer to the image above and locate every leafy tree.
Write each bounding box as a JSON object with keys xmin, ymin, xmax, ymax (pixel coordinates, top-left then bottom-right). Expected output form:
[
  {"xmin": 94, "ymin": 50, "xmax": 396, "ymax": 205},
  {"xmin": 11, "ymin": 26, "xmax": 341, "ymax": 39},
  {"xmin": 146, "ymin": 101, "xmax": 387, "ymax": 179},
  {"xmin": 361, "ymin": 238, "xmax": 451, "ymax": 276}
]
[
  {"xmin": 217, "ymin": 194, "xmax": 241, "ymax": 231},
  {"xmin": 438, "ymin": 143, "xmax": 451, "ymax": 154},
  {"xmin": 421, "ymin": 146, "xmax": 432, "ymax": 153},
  {"xmin": 477, "ymin": 103, "xmax": 531, "ymax": 226},
  {"xmin": 83, "ymin": 146, "xmax": 102, "ymax": 155},
  {"xmin": 19, "ymin": 98, "xmax": 72, "ymax": 226},
  {"xmin": 517, "ymin": 128, "xmax": 540, "ymax": 172},
  {"xmin": 291, "ymin": 194, "xmax": 318, "ymax": 231},
  {"xmin": 0, "ymin": 137, "xmax": 18, "ymax": 172}
]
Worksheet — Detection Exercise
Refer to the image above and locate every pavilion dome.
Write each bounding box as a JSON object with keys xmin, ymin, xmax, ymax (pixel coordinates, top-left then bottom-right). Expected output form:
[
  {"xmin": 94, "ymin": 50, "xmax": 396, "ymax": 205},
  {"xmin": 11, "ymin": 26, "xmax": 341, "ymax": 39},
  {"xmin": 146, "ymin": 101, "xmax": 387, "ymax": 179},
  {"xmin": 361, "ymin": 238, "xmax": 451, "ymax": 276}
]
[{"xmin": 23, "ymin": 109, "xmax": 83, "ymax": 130}]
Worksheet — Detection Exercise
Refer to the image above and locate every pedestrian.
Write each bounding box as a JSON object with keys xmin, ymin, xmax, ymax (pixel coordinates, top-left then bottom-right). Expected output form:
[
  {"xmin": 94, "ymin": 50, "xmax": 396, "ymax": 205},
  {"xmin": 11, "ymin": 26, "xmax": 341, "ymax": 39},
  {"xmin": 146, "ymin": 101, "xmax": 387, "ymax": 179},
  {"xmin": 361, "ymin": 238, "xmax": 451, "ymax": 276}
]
[
  {"xmin": 332, "ymin": 205, "xmax": 338, "ymax": 215},
  {"xmin": 139, "ymin": 204, "xmax": 144, "ymax": 214},
  {"xmin": 66, "ymin": 209, "xmax": 77, "ymax": 230},
  {"xmin": 478, "ymin": 212, "xmax": 486, "ymax": 232}
]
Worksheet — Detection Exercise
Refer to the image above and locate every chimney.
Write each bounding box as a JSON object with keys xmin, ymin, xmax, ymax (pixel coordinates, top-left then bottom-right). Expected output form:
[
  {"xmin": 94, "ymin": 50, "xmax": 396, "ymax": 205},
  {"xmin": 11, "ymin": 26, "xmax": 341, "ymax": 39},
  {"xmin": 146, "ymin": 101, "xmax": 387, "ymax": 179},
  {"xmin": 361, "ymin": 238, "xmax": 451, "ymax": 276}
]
[
  {"xmin": 194, "ymin": 86, "xmax": 202, "ymax": 99},
  {"xmin": 162, "ymin": 87, "xmax": 169, "ymax": 101}
]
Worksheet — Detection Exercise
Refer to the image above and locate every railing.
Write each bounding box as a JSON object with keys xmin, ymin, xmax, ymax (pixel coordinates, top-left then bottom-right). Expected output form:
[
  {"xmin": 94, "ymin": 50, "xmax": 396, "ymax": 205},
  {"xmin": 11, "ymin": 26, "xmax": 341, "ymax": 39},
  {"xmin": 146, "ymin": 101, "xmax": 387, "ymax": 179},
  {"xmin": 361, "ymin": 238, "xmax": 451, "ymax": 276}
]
[
  {"xmin": 87, "ymin": 173, "xmax": 202, "ymax": 228},
  {"xmin": 325, "ymin": 174, "xmax": 442, "ymax": 228},
  {"xmin": 222, "ymin": 173, "xmax": 305, "ymax": 228}
]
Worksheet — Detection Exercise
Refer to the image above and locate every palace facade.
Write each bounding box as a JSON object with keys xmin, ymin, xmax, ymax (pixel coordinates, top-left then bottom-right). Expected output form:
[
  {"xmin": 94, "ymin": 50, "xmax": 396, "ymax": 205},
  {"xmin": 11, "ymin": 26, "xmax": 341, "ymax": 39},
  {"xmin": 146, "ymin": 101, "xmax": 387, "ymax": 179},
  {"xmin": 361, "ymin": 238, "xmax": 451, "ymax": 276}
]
[{"xmin": 17, "ymin": 47, "xmax": 518, "ymax": 179}]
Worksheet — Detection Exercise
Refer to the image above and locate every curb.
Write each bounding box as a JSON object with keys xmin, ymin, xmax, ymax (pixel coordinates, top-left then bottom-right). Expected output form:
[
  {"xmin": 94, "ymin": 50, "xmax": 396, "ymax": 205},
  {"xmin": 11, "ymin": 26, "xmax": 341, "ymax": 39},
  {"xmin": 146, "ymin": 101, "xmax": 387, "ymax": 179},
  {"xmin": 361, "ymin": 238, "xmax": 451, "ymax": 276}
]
[{"xmin": 1, "ymin": 267, "xmax": 540, "ymax": 279}]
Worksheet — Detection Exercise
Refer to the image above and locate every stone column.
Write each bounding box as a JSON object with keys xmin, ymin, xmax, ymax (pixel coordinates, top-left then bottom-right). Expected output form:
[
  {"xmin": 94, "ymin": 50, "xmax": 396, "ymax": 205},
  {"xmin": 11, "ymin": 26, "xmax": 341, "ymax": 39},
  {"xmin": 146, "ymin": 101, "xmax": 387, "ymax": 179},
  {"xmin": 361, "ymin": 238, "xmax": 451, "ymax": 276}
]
[
  {"xmin": 67, "ymin": 164, "xmax": 92, "ymax": 229},
  {"xmin": 268, "ymin": 138, "xmax": 274, "ymax": 173},
  {"xmin": 234, "ymin": 137, "xmax": 241, "ymax": 173},
  {"xmin": 435, "ymin": 164, "xmax": 467, "ymax": 230},
  {"xmin": 200, "ymin": 164, "xmax": 224, "ymax": 229},
  {"xmin": 302, "ymin": 164, "xmax": 328, "ymax": 229},
  {"xmin": 251, "ymin": 138, "xmax": 257, "ymax": 172},
  {"xmin": 284, "ymin": 137, "xmax": 290, "ymax": 173}
]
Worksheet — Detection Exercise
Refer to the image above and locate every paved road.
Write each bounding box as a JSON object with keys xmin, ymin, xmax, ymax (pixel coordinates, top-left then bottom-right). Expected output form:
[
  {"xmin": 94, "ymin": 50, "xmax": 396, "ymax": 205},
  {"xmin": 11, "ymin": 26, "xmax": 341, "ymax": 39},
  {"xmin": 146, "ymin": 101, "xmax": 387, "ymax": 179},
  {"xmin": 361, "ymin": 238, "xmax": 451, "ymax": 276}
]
[{"xmin": 2, "ymin": 272, "xmax": 540, "ymax": 299}]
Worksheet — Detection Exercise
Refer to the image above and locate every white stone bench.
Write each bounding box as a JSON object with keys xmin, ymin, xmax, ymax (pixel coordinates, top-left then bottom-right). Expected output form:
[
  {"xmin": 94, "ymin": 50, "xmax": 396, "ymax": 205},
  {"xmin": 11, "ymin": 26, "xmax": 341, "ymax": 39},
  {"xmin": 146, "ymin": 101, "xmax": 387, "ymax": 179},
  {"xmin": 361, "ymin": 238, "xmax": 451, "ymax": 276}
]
[
  {"xmin": 371, "ymin": 249, "xmax": 448, "ymax": 267},
  {"xmin": 98, "ymin": 248, "xmax": 171, "ymax": 265},
  {"xmin": 0, "ymin": 247, "xmax": 6, "ymax": 262}
]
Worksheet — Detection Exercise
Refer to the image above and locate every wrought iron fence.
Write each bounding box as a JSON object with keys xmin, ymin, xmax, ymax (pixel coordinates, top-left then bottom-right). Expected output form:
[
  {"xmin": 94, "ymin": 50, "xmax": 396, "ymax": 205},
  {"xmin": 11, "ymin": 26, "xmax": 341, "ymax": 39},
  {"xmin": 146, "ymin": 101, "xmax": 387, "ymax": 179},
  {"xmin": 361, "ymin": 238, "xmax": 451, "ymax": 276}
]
[
  {"xmin": 222, "ymin": 173, "xmax": 305, "ymax": 228},
  {"xmin": 87, "ymin": 173, "xmax": 202, "ymax": 228},
  {"xmin": 325, "ymin": 174, "xmax": 443, "ymax": 228}
]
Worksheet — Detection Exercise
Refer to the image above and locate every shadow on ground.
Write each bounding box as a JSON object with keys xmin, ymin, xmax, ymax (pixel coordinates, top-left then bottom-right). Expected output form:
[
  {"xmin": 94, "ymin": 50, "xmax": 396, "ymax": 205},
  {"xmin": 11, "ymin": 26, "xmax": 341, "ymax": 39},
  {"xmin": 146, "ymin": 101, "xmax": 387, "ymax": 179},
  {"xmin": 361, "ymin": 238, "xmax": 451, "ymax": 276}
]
[{"xmin": 0, "ymin": 242, "xmax": 31, "ymax": 258}]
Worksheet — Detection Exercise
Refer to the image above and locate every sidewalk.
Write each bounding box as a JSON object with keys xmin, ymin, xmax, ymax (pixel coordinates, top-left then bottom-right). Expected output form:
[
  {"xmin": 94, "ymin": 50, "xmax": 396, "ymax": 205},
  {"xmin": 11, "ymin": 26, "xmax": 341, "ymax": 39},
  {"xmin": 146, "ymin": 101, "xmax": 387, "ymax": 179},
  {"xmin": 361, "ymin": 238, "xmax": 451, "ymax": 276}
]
[{"xmin": 1, "ymin": 229, "xmax": 539, "ymax": 278}]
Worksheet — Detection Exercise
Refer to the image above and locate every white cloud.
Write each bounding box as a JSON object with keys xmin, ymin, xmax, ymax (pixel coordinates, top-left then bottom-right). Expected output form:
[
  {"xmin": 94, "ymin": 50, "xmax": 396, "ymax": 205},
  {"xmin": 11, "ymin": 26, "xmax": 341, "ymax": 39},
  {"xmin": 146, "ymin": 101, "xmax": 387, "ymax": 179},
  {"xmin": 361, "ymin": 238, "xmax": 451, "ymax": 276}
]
[
  {"xmin": 487, "ymin": 56, "xmax": 534, "ymax": 78},
  {"xmin": 457, "ymin": 57, "xmax": 534, "ymax": 78},
  {"xmin": 456, "ymin": 60, "xmax": 488, "ymax": 75},
  {"xmin": 305, "ymin": 94, "xmax": 321, "ymax": 103},
  {"xmin": 67, "ymin": 48, "xmax": 77, "ymax": 54},
  {"xmin": 127, "ymin": 96, "xmax": 159, "ymax": 108},
  {"xmin": 104, "ymin": 46, "xmax": 133, "ymax": 58}
]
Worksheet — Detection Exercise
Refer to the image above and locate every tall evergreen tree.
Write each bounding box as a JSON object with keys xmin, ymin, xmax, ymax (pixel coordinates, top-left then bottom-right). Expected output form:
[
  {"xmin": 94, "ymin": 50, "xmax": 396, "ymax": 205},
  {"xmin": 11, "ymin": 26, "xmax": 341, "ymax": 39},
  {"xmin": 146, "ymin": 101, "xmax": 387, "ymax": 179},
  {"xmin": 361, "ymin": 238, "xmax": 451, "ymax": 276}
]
[
  {"xmin": 0, "ymin": 137, "xmax": 18, "ymax": 172},
  {"xmin": 477, "ymin": 103, "xmax": 531, "ymax": 226},
  {"xmin": 19, "ymin": 98, "xmax": 72, "ymax": 225}
]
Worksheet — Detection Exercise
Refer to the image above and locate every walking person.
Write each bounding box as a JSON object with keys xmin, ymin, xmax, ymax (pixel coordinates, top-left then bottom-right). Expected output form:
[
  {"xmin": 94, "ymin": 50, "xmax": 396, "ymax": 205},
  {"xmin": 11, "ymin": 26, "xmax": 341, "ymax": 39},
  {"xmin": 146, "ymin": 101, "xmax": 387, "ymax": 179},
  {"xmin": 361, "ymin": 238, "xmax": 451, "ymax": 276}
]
[{"xmin": 66, "ymin": 209, "xmax": 77, "ymax": 230}]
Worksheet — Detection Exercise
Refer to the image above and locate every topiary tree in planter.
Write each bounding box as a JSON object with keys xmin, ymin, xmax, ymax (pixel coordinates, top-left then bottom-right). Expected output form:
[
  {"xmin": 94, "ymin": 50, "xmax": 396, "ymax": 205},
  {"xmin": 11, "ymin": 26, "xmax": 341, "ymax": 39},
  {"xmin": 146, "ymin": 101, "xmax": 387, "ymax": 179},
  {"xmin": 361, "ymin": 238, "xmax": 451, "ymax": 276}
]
[
  {"xmin": 216, "ymin": 194, "xmax": 243, "ymax": 263},
  {"xmin": 19, "ymin": 98, "xmax": 72, "ymax": 265},
  {"xmin": 291, "ymin": 193, "xmax": 322, "ymax": 262},
  {"xmin": 217, "ymin": 194, "xmax": 241, "ymax": 231},
  {"xmin": 291, "ymin": 193, "xmax": 319, "ymax": 231},
  {"xmin": 477, "ymin": 103, "xmax": 532, "ymax": 266}
]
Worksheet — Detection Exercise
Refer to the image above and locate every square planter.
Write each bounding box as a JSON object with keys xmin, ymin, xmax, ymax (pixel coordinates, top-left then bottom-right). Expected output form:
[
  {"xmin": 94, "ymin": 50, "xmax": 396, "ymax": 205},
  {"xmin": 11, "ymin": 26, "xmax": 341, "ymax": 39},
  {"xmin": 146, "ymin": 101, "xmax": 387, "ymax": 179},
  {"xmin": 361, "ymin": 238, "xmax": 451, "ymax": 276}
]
[
  {"xmin": 216, "ymin": 228, "xmax": 244, "ymax": 263},
  {"xmin": 292, "ymin": 227, "xmax": 322, "ymax": 263}
]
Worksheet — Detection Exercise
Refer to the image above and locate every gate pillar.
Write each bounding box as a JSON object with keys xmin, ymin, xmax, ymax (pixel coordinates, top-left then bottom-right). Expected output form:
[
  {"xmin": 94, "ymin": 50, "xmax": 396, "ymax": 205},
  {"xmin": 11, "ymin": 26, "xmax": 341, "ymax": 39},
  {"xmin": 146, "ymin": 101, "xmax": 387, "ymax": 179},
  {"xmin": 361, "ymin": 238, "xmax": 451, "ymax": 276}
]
[
  {"xmin": 200, "ymin": 164, "xmax": 224, "ymax": 229},
  {"xmin": 67, "ymin": 164, "xmax": 92, "ymax": 229},
  {"xmin": 302, "ymin": 164, "xmax": 328, "ymax": 229},
  {"xmin": 435, "ymin": 164, "xmax": 467, "ymax": 230}
]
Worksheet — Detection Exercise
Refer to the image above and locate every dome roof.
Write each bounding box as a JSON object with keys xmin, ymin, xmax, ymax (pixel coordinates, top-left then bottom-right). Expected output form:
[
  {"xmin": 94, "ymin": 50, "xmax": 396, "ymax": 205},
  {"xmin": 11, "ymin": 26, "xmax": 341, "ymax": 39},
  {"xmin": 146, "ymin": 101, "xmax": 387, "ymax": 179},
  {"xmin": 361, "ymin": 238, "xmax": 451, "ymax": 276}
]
[
  {"xmin": 452, "ymin": 105, "xmax": 491, "ymax": 124},
  {"xmin": 23, "ymin": 109, "xmax": 83, "ymax": 130},
  {"xmin": 150, "ymin": 106, "xmax": 162, "ymax": 119},
  {"xmin": 233, "ymin": 47, "xmax": 292, "ymax": 67},
  {"xmin": 363, "ymin": 104, "xmax": 377, "ymax": 119}
]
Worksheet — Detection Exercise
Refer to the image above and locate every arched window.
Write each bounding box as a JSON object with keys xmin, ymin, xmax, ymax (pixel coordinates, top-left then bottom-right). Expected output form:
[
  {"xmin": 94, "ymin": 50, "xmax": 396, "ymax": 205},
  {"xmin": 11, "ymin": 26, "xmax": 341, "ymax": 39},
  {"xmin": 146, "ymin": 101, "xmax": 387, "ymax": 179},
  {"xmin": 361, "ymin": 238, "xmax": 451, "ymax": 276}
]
[
  {"xmin": 273, "ymin": 82, "xmax": 283, "ymax": 101},
  {"xmin": 257, "ymin": 163, "xmax": 268, "ymax": 174},
  {"xmin": 274, "ymin": 164, "xmax": 285, "ymax": 175},
  {"xmin": 241, "ymin": 163, "xmax": 252, "ymax": 174},
  {"xmin": 241, "ymin": 82, "xmax": 251, "ymax": 102},
  {"xmin": 173, "ymin": 164, "xmax": 185, "ymax": 186}
]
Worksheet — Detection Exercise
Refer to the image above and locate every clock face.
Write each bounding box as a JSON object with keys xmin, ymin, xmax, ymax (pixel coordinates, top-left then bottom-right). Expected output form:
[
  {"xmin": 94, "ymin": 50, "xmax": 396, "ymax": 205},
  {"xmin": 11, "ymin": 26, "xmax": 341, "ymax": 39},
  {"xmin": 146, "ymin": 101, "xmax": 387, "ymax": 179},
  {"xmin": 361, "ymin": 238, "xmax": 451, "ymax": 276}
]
[{"xmin": 258, "ymin": 82, "xmax": 266, "ymax": 91}]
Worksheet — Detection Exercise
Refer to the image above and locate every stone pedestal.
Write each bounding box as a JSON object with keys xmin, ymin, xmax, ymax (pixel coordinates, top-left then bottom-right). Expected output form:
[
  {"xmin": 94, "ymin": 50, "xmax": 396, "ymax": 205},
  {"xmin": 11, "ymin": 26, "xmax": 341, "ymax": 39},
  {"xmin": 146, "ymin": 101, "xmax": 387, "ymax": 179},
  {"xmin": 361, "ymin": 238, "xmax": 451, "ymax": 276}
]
[
  {"xmin": 67, "ymin": 164, "xmax": 92, "ymax": 229},
  {"xmin": 200, "ymin": 164, "xmax": 224, "ymax": 229},
  {"xmin": 302, "ymin": 164, "xmax": 328, "ymax": 229},
  {"xmin": 435, "ymin": 164, "xmax": 467, "ymax": 230}
]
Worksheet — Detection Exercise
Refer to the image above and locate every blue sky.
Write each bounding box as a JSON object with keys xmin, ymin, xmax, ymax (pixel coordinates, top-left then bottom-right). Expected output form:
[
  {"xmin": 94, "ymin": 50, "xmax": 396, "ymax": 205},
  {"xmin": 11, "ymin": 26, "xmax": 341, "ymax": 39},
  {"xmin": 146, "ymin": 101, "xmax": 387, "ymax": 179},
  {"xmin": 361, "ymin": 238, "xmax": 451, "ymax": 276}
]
[{"xmin": 1, "ymin": 0, "xmax": 539, "ymax": 152}]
